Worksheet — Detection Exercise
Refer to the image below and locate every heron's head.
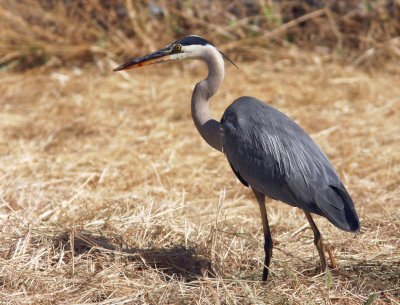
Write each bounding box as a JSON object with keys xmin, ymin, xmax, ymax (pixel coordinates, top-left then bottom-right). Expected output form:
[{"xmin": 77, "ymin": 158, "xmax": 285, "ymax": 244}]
[{"xmin": 113, "ymin": 35, "xmax": 237, "ymax": 71}]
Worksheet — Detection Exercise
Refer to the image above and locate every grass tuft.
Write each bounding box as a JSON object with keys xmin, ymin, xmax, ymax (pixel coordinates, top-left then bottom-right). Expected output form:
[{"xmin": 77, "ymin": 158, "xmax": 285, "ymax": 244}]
[{"xmin": 0, "ymin": 1, "xmax": 399, "ymax": 304}]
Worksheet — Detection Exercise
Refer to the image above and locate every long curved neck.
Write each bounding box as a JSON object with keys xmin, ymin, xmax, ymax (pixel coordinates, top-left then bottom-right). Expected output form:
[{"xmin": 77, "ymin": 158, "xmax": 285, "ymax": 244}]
[{"xmin": 191, "ymin": 47, "xmax": 225, "ymax": 152}]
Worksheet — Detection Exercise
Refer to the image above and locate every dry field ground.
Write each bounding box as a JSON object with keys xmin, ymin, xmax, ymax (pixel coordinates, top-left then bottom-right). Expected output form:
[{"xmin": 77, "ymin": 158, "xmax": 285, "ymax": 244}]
[{"xmin": 0, "ymin": 51, "xmax": 399, "ymax": 304}]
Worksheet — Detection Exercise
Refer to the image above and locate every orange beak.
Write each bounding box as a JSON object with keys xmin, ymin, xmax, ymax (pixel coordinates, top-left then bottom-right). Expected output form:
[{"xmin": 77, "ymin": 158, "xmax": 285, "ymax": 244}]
[{"xmin": 113, "ymin": 47, "xmax": 172, "ymax": 71}]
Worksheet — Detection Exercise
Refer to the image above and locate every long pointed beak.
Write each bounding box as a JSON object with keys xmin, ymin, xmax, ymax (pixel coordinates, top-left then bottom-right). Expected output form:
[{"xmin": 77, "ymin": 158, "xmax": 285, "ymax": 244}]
[{"xmin": 113, "ymin": 47, "xmax": 172, "ymax": 72}]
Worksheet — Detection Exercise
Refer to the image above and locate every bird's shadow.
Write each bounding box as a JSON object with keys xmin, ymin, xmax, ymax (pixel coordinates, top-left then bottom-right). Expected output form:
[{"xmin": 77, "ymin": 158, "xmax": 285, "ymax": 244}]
[{"xmin": 55, "ymin": 230, "xmax": 213, "ymax": 281}]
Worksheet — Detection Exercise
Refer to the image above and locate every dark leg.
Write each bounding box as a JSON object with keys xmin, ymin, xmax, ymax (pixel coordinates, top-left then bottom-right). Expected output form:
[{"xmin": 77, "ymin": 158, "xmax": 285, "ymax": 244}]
[
  {"xmin": 304, "ymin": 211, "xmax": 337, "ymax": 270},
  {"xmin": 252, "ymin": 189, "xmax": 273, "ymax": 282}
]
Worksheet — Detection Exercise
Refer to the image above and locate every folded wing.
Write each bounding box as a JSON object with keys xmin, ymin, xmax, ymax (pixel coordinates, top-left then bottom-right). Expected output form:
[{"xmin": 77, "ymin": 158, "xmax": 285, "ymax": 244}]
[{"xmin": 221, "ymin": 96, "xmax": 360, "ymax": 232}]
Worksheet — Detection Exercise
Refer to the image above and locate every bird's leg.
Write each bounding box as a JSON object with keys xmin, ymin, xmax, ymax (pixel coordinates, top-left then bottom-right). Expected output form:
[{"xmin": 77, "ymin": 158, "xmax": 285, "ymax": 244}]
[
  {"xmin": 252, "ymin": 189, "xmax": 273, "ymax": 282},
  {"xmin": 304, "ymin": 212, "xmax": 336, "ymax": 270},
  {"xmin": 326, "ymin": 244, "xmax": 337, "ymax": 269}
]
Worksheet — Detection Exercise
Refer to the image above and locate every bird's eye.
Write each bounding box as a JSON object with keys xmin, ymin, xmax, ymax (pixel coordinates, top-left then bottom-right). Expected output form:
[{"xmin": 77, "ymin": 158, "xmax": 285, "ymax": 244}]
[{"xmin": 174, "ymin": 44, "xmax": 182, "ymax": 52}]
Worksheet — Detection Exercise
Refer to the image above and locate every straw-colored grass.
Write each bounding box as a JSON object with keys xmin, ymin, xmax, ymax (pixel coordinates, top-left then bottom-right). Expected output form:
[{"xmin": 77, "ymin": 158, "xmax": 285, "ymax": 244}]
[
  {"xmin": 2, "ymin": 0, "xmax": 400, "ymax": 71},
  {"xmin": 0, "ymin": 48, "xmax": 399, "ymax": 304},
  {"xmin": 1, "ymin": 1, "xmax": 399, "ymax": 304}
]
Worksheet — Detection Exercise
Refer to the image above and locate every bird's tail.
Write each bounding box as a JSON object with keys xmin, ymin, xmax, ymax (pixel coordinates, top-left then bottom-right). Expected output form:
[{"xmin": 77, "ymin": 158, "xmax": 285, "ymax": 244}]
[{"xmin": 316, "ymin": 185, "xmax": 360, "ymax": 232}]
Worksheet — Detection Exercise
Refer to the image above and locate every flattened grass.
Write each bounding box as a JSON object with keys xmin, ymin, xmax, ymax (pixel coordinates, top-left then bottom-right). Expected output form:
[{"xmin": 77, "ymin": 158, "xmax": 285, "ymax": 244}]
[{"xmin": 0, "ymin": 52, "xmax": 399, "ymax": 304}]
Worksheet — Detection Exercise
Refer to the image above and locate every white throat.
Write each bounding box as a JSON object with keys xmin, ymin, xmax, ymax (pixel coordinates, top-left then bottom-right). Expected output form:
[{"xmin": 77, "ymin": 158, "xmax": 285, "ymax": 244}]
[{"xmin": 188, "ymin": 44, "xmax": 225, "ymax": 151}]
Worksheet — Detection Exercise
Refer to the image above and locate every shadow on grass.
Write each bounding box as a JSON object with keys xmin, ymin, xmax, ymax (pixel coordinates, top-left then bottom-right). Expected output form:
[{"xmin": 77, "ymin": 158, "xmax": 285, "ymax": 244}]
[{"xmin": 55, "ymin": 230, "xmax": 213, "ymax": 281}]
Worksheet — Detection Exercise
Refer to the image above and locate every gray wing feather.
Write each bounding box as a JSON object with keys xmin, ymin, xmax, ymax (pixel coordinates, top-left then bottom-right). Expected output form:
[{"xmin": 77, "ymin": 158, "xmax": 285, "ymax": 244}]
[{"xmin": 221, "ymin": 97, "xmax": 359, "ymax": 232}]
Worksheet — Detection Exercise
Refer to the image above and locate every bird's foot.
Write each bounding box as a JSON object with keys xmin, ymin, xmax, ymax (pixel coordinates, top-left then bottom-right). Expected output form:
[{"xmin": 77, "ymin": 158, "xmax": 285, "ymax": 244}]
[{"xmin": 325, "ymin": 242, "xmax": 337, "ymax": 269}]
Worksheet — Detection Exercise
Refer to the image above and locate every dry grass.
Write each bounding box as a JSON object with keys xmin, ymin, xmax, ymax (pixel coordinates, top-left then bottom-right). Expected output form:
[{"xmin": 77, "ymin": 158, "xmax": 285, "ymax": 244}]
[
  {"xmin": 0, "ymin": 1, "xmax": 399, "ymax": 303},
  {"xmin": 0, "ymin": 48, "xmax": 399, "ymax": 304},
  {"xmin": 1, "ymin": 0, "xmax": 400, "ymax": 71}
]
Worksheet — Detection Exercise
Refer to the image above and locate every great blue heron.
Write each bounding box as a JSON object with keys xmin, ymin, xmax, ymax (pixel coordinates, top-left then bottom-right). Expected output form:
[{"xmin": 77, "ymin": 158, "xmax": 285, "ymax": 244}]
[{"xmin": 114, "ymin": 35, "xmax": 360, "ymax": 282}]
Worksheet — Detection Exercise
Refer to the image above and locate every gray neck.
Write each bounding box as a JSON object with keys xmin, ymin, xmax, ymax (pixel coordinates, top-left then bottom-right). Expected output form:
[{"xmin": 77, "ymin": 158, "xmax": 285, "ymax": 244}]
[{"xmin": 191, "ymin": 46, "xmax": 225, "ymax": 152}]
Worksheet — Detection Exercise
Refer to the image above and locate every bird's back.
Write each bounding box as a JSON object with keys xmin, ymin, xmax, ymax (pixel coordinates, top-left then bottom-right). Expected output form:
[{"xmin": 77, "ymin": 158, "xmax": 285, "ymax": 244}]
[{"xmin": 221, "ymin": 96, "xmax": 360, "ymax": 232}]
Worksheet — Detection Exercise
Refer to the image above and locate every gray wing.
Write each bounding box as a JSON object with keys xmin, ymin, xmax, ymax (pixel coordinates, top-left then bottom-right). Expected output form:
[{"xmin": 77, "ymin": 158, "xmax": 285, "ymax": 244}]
[{"xmin": 221, "ymin": 97, "xmax": 360, "ymax": 232}]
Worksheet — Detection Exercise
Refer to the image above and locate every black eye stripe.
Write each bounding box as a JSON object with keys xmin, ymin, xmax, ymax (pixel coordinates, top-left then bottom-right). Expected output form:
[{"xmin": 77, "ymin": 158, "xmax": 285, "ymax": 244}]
[{"xmin": 174, "ymin": 36, "xmax": 213, "ymax": 47}]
